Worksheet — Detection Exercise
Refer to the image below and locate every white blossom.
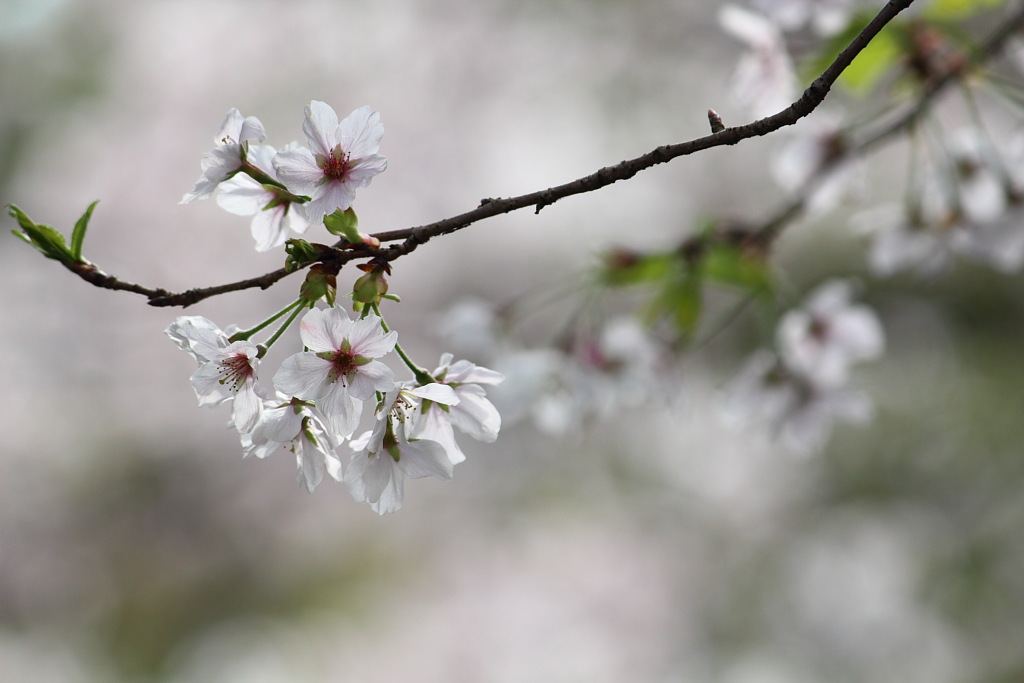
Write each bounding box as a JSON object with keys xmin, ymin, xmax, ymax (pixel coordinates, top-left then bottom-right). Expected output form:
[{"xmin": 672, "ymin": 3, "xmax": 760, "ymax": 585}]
[
  {"xmin": 776, "ymin": 280, "xmax": 884, "ymax": 389},
  {"xmin": 346, "ymin": 384, "xmax": 458, "ymax": 514},
  {"xmin": 216, "ymin": 142, "xmax": 309, "ymax": 252},
  {"xmin": 719, "ymin": 5, "xmax": 798, "ymax": 120},
  {"xmin": 242, "ymin": 394, "xmax": 342, "ymax": 492},
  {"xmin": 772, "ymin": 112, "xmax": 864, "ymax": 214},
  {"xmin": 273, "ymin": 102, "xmax": 387, "ymax": 226},
  {"xmin": 724, "ymin": 350, "xmax": 872, "ymax": 456},
  {"xmin": 166, "ymin": 316, "xmax": 265, "ymax": 433},
  {"xmin": 274, "ymin": 306, "xmax": 397, "ymax": 440},
  {"xmin": 413, "ymin": 354, "xmax": 504, "ymax": 465},
  {"xmin": 181, "ymin": 108, "xmax": 266, "ymax": 204}
]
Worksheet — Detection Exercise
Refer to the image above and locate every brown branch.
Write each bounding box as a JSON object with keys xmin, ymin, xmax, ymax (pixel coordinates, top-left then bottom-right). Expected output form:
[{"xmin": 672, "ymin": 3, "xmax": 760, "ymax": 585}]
[
  {"xmin": 751, "ymin": 0, "xmax": 1024, "ymax": 246},
  {"xmin": 41, "ymin": 0, "xmax": 975, "ymax": 307},
  {"xmin": 369, "ymin": 0, "xmax": 918, "ymax": 261}
]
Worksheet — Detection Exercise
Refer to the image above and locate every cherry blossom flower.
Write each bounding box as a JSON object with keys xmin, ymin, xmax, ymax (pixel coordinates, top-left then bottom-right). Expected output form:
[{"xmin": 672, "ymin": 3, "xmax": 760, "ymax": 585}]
[
  {"xmin": 216, "ymin": 142, "xmax": 309, "ymax": 252},
  {"xmin": 413, "ymin": 354, "xmax": 504, "ymax": 465},
  {"xmin": 243, "ymin": 393, "xmax": 342, "ymax": 492},
  {"xmin": 776, "ymin": 280, "xmax": 883, "ymax": 389},
  {"xmin": 719, "ymin": 5, "xmax": 798, "ymax": 120},
  {"xmin": 858, "ymin": 194, "xmax": 1024, "ymax": 277},
  {"xmin": 861, "ymin": 129, "xmax": 1024, "ymax": 276},
  {"xmin": 166, "ymin": 316, "xmax": 265, "ymax": 433},
  {"xmin": 772, "ymin": 112, "xmax": 864, "ymax": 214},
  {"xmin": 723, "ymin": 282, "xmax": 882, "ymax": 455},
  {"xmin": 273, "ymin": 306, "xmax": 397, "ymax": 440},
  {"xmin": 273, "ymin": 102, "xmax": 387, "ymax": 226},
  {"xmin": 165, "ymin": 315, "xmax": 229, "ymax": 363},
  {"xmin": 181, "ymin": 108, "xmax": 266, "ymax": 204},
  {"xmin": 949, "ymin": 130, "xmax": 1009, "ymax": 224},
  {"xmin": 725, "ymin": 350, "xmax": 873, "ymax": 456},
  {"xmin": 346, "ymin": 384, "xmax": 458, "ymax": 514}
]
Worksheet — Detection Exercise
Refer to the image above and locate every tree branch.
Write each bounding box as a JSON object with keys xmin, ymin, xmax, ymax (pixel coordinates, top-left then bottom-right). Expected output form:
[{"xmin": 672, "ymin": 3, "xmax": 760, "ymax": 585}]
[
  {"xmin": 46, "ymin": 0, "xmax": 1018, "ymax": 308},
  {"xmin": 752, "ymin": 0, "xmax": 1024, "ymax": 246}
]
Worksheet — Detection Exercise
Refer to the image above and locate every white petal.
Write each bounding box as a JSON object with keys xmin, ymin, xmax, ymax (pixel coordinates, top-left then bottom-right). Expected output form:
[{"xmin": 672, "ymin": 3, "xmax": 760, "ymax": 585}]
[
  {"xmin": 257, "ymin": 404, "xmax": 303, "ymax": 443},
  {"xmin": 445, "ymin": 359, "xmax": 505, "ymax": 385},
  {"xmin": 412, "ymin": 405, "xmax": 465, "ymax": 465},
  {"xmin": 407, "ymin": 383, "xmax": 459, "ymax": 405},
  {"xmin": 344, "ymin": 154, "xmax": 388, "ymax": 187},
  {"xmin": 298, "ymin": 307, "xmax": 349, "ymax": 353},
  {"xmin": 215, "ymin": 108, "xmax": 244, "ymax": 143},
  {"xmin": 399, "ymin": 439, "xmax": 454, "ymax": 480},
  {"xmin": 190, "ymin": 362, "xmax": 233, "ymax": 406},
  {"xmin": 231, "ymin": 384, "xmax": 263, "ymax": 433},
  {"xmin": 238, "ymin": 115, "xmax": 267, "ymax": 145},
  {"xmin": 274, "ymin": 352, "xmax": 333, "ymax": 399},
  {"xmin": 303, "ymin": 100, "xmax": 340, "ymax": 158},
  {"xmin": 719, "ymin": 4, "xmax": 778, "ymax": 48},
  {"xmin": 832, "ymin": 308, "xmax": 884, "ymax": 360},
  {"xmin": 296, "ymin": 440, "xmax": 326, "ymax": 492},
  {"xmin": 338, "ymin": 105, "xmax": 384, "ymax": 158},
  {"xmin": 348, "ymin": 316, "xmax": 397, "ymax": 358},
  {"xmin": 348, "ymin": 361, "xmax": 395, "ymax": 400},
  {"xmin": 249, "ymin": 206, "xmax": 290, "ymax": 252},
  {"xmin": 318, "ymin": 383, "xmax": 362, "ymax": 439},
  {"xmin": 450, "ymin": 388, "xmax": 501, "ymax": 442},
  {"xmin": 308, "ymin": 180, "xmax": 358, "ymax": 219},
  {"xmin": 216, "ymin": 176, "xmax": 269, "ymax": 216},
  {"xmin": 272, "ymin": 147, "xmax": 322, "ymax": 195}
]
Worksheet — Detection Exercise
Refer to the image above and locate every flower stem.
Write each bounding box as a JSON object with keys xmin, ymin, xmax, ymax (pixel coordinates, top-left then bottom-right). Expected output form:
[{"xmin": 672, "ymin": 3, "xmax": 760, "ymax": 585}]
[
  {"xmin": 230, "ymin": 298, "xmax": 304, "ymax": 342},
  {"xmin": 371, "ymin": 303, "xmax": 435, "ymax": 385},
  {"xmin": 238, "ymin": 162, "xmax": 309, "ymax": 204},
  {"xmin": 263, "ymin": 300, "xmax": 309, "ymax": 350}
]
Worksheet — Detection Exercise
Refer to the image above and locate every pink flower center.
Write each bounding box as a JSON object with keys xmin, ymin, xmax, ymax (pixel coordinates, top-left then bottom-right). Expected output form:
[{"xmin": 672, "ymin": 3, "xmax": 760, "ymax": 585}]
[
  {"xmin": 326, "ymin": 350, "xmax": 358, "ymax": 384},
  {"xmin": 218, "ymin": 353, "xmax": 254, "ymax": 392},
  {"xmin": 320, "ymin": 144, "xmax": 350, "ymax": 181},
  {"xmin": 808, "ymin": 316, "xmax": 831, "ymax": 341}
]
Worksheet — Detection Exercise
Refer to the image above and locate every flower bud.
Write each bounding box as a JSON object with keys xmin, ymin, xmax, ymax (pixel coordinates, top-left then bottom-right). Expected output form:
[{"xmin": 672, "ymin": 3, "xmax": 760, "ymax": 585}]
[
  {"xmin": 301, "ymin": 264, "xmax": 337, "ymax": 306},
  {"xmin": 284, "ymin": 239, "xmax": 321, "ymax": 272},
  {"xmin": 323, "ymin": 208, "xmax": 380, "ymax": 247},
  {"xmin": 351, "ymin": 258, "xmax": 391, "ymax": 306}
]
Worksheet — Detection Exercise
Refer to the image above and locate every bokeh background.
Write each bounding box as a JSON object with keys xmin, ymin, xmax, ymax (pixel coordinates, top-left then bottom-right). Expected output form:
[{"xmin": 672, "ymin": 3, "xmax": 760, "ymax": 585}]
[{"xmin": 3, "ymin": 0, "xmax": 1024, "ymax": 681}]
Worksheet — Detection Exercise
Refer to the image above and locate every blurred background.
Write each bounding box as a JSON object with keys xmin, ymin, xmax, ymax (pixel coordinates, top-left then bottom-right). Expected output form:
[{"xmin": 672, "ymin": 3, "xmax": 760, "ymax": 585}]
[{"xmin": 2, "ymin": 0, "xmax": 1024, "ymax": 681}]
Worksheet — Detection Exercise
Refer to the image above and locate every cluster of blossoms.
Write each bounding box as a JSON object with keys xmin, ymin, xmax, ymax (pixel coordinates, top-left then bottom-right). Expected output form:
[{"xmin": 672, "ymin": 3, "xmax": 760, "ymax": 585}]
[
  {"xmin": 722, "ymin": 1, "xmax": 1024, "ymax": 281},
  {"xmin": 180, "ymin": 100, "xmax": 387, "ymax": 251},
  {"xmin": 170, "ymin": 102, "xmax": 502, "ymax": 512},
  {"xmin": 719, "ymin": 0, "xmax": 871, "ymax": 119},
  {"xmin": 167, "ymin": 308, "xmax": 502, "ymax": 513},
  {"xmin": 725, "ymin": 280, "xmax": 884, "ymax": 454},
  {"xmin": 857, "ymin": 129, "xmax": 1024, "ymax": 277},
  {"xmin": 437, "ymin": 301, "xmax": 673, "ymax": 437},
  {"xmin": 439, "ymin": 282, "xmax": 884, "ymax": 457}
]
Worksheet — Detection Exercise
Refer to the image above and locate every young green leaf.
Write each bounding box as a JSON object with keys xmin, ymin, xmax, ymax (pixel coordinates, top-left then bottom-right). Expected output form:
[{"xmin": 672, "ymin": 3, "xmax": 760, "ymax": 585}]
[
  {"xmin": 7, "ymin": 204, "xmax": 75, "ymax": 264},
  {"xmin": 70, "ymin": 200, "xmax": 99, "ymax": 261}
]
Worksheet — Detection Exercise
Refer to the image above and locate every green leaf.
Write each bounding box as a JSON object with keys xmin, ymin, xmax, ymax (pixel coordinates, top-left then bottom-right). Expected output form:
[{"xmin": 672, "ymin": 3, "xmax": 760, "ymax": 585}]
[
  {"xmin": 840, "ymin": 24, "xmax": 903, "ymax": 93},
  {"xmin": 7, "ymin": 204, "xmax": 75, "ymax": 264},
  {"xmin": 647, "ymin": 268, "xmax": 703, "ymax": 337},
  {"xmin": 70, "ymin": 200, "xmax": 99, "ymax": 261},
  {"xmin": 323, "ymin": 207, "xmax": 360, "ymax": 241},
  {"xmin": 284, "ymin": 238, "xmax": 319, "ymax": 272},
  {"xmin": 598, "ymin": 250, "xmax": 675, "ymax": 287},
  {"xmin": 802, "ymin": 11, "xmax": 903, "ymax": 95},
  {"xmin": 924, "ymin": 0, "xmax": 1008, "ymax": 19},
  {"xmin": 702, "ymin": 243, "xmax": 772, "ymax": 293}
]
